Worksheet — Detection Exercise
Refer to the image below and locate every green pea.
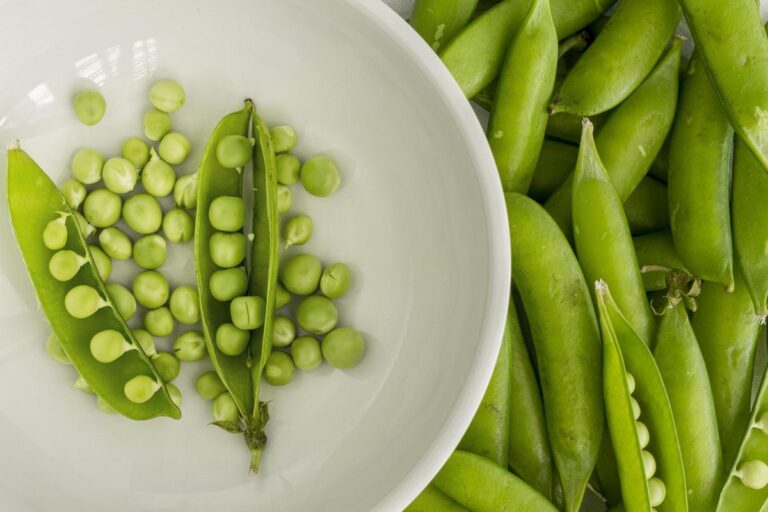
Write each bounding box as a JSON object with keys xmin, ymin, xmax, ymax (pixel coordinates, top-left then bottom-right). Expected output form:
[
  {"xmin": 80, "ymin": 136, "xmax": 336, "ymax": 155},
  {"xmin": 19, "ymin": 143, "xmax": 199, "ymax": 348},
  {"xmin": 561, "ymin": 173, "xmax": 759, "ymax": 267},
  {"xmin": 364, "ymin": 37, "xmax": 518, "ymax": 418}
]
[
  {"xmin": 96, "ymin": 395, "xmax": 116, "ymax": 414},
  {"xmin": 83, "ymin": 189, "xmax": 122, "ymax": 228},
  {"xmin": 121, "ymin": 137, "xmax": 150, "ymax": 169},
  {"xmin": 280, "ymin": 253, "xmax": 322, "ymax": 295},
  {"xmin": 124, "ymin": 375, "xmax": 161, "ymax": 403},
  {"xmin": 158, "ymin": 132, "xmax": 191, "ymax": 165},
  {"xmin": 132, "ymin": 270, "xmax": 170, "ymax": 308},
  {"xmin": 61, "ymin": 179, "xmax": 87, "ymax": 209},
  {"xmin": 636, "ymin": 420, "xmax": 650, "ymax": 449},
  {"xmin": 73, "ymin": 375, "xmax": 94, "ymax": 394},
  {"xmin": 215, "ymin": 323, "xmax": 250, "ymax": 356},
  {"xmin": 196, "ymin": 370, "xmax": 227, "ymax": 400},
  {"xmin": 166, "ymin": 382, "xmax": 183, "ymax": 407},
  {"xmin": 269, "ymin": 125, "xmax": 298, "ymax": 153},
  {"xmin": 277, "ymin": 184, "xmax": 292, "ymax": 214},
  {"xmin": 208, "ymin": 196, "xmax": 245, "ymax": 232},
  {"xmin": 106, "ymin": 283, "xmax": 137, "ymax": 321},
  {"xmin": 152, "ymin": 352, "xmax": 180, "ymax": 382},
  {"xmin": 133, "ymin": 234, "xmax": 167, "ymax": 270},
  {"xmin": 74, "ymin": 212, "xmax": 96, "ymax": 238},
  {"xmin": 64, "ymin": 285, "xmax": 108, "ymax": 319},
  {"xmin": 143, "ymin": 108, "xmax": 172, "ymax": 141},
  {"xmin": 300, "ymin": 156, "xmax": 341, "ymax": 197},
  {"xmin": 98, "ymin": 227, "xmax": 132, "ymax": 260},
  {"xmin": 642, "ymin": 450, "xmax": 657, "ymax": 479},
  {"xmin": 212, "ymin": 392, "xmax": 239, "ymax": 423},
  {"xmin": 284, "ymin": 214, "xmax": 313, "ymax": 248},
  {"xmin": 209, "ymin": 231, "xmax": 246, "ymax": 268},
  {"xmin": 145, "ymin": 306, "xmax": 175, "ymax": 337},
  {"xmin": 216, "ymin": 134, "xmax": 254, "ymax": 169},
  {"xmin": 647, "ymin": 477, "xmax": 666, "ymax": 507},
  {"xmin": 88, "ymin": 245, "xmax": 112, "ymax": 281},
  {"xmin": 43, "ymin": 216, "xmax": 68, "ymax": 250},
  {"xmin": 71, "ymin": 148, "xmax": 104, "ymax": 184},
  {"xmin": 163, "ymin": 208, "xmax": 194, "ymax": 243},
  {"xmin": 230, "ymin": 296, "xmax": 265, "ymax": 330},
  {"xmin": 72, "ymin": 90, "xmax": 106, "ymax": 126},
  {"xmin": 272, "ymin": 315, "xmax": 296, "ymax": 348},
  {"xmin": 132, "ymin": 328, "xmax": 157, "ymax": 358},
  {"xmin": 123, "ymin": 193, "xmax": 162, "ymax": 234},
  {"xmin": 291, "ymin": 336, "xmax": 323, "ymax": 371},
  {"xmin": 322, "ymin": 327, "xmax": 365, "ymax": 369},
  {"xmin": 264, "ymin": 351, "xmax": 295, "ymax": 386},
  {"xmin": 169, "ymin": 285, "xmax": 200, "ymax": 324},
  {"xmin": 149, "ymin": 79, "xmax": 186, "ymax": 113},
  {"xmin": 173, "ymin": 331, "xmax": 206, "ymax": 362},
  {"xmin": 736, "ymin": 460, "xmax": 768, "ymax": 490},
  {"xmin": 46, "ymin": 332, "xmax": 70, "ymax": 365},
  {"xmin": 142, "ymin": 149, "xmax": 176, "ymax": 197},
  {"xmin": 48, "ymin": 249, "xmax": 86, "ymax": 281},
  {"xmin": 296, "ymin": 295, "xmax": 338, "ymax": 335},
  {"xmin": 173, "ymin": 173, "xmax": 198, "ymax": 209},
  {"xmin": 320, "ymin": 263, "xmax": 352, "ymax": 299},
  {"xmin": 209, "ymin": 266, "xmax": 248, "ymax": 301},
  {"xmin": 102, "ymin": 157, "xmax": 138, "ymax": 194},
  {"xmin": 276, "ymin": 153, "xmax": 301, "ymax": 185},
  {"xmin": 90, "ymin": 329, "xmax": 133, "ymax": 363},
  {"xmin": 275, "ymin": 282, "xmax": 292, "ymax": 309}
]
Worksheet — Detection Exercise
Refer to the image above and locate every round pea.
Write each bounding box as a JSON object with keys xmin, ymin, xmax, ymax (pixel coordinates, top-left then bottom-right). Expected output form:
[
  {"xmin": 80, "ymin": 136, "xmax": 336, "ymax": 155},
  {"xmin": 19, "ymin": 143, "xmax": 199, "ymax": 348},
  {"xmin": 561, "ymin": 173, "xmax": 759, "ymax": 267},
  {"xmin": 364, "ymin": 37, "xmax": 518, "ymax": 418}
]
[
  {"xmin": 630, "ymin": 397, "xmax": 641, "ymax": 420},
  {"xmin": 264, "ymin": 351, "xmax": 295, "ymax": 386},
  {"xmin": 133, "ymin": 234, "xmax": 167, "ymax": 270},
  {"xmin": 106, "ymin": 283, "xmax": 137, "ymax": 321},
  {"xmin": 647, "ymin": 477, "xmax": 667, "ymax": 507},
  {"xmin": 124, "ymin": 375, "xmax": 160, "ymax": 403},
  {"xmin": 320, "ymin": 263, "xmax": 352, "ymax": 299},
  {"xmin": 209, "ymin": 267, "xmax": 248, "ymax": 301},
  {"xmin": 216, "ymin": 135, "xmax": 254, "ymax": 169},
  {"xmin": 291, "ymin": 336, "xmax": 323, "ymax": 371},
  {"xmin": 98, "ymin": 227, "xmax": 132, "ymax": 260},
  {"xmin": 152, "ymin": 352, "xmax": 180, "ymax": 382},
  {"xmin": 123, "ymin": 193, "xmax": 163, "ymax": 234},
  {"xmin": 46, "ymin": 332, "xmax": 70, "ymax": 365},
  {"xmin": 269, "ymin": 125, "xmax": 298, "ymax": 153},
  {"xmin": 71, "ymin": 148, "xmax": 104, "ymax": 184},
  {"xmin": 215, "ymin": 323, "xmax": 250, "ymax": 356},
  {"xmin": 277, "ymin": 185, "xmax": 292, "ymax": 214},
  {"xmin": 142, "ymin": 151, "xmax": 176, "ymax": 197},
  {"xmin": 209, "ymin": 232, "xmax": 246, "ymax": 268},
  {"xmin": 145, "ymin": 306, "xmax": 174, "ymax": 337},
  {"xmin": 132, "ymin": 328, "xmax": 157, "ymax": 358},
  {"xmin": 96, "ymin": 395, "xmax": 116, "ymax": 414},
  {"xmin": 158, "ymin": 132, "xmax": 191, "ymax": 165},
  {"xmin": 169, "ymin": 285, "xmax": 200, "ymax": 324},
  {"xmin": 173, "ymin": 331, "xmax": 206, "ymax": 362},
  {"xmin": 88, "ymin": 245, "xmax": 112, "ymax": 281},
  {"xmin": 174, "ymin": 173, "xmax": 198, "ymax": 209},
  {"xmin": 641, "ymin": 450, "xmax": 657, "ymax": 479},
  {"xmin": 322, "ymin": 327, "xmax": 365, "ymax": 369},
  {"xmin": 72, "ymin": 90, "xmax": 106, "ymax": 126},
  {"xmin": 163, "ymin": 208, "xmax": 194, "ymax": 243},
  {"xmin": 122, "ymin": 137, "xmax": 150, "ymax": 169},
  {"xmin": 230, "ymin": 296, "xmax": 265, "ymax": 330},
  {"xmin": 166, "ymin": 382, "xmax": 183, "ymax": 408},
  {"xmin": 102, "ymin": 157, "xmax": 138, "ymax": 194},
  {"xmin": 272, "ymin": 315, "xmax": 296, "ymax": 348},
  {"xmin": 144, "ymin": 108, "xmax": 172, "ymax": 141},
  {"xmin": 43, "ymin": 217, "xmax": 68, "ymax": 250},
  {"xmin": 196, "ymin": 370, "xmax": 226, "ymax": 400},
  {"xmin": 208, "ymin": 196, "xmax": 245, "ymax": 232},
  {"xmin": 300, "ymin": 156, "xmax": 341, "ymax": 197},
  {"xmin": 284, "ymin": 214, "xmax": 313, "ymax": 248},
  {"xmin": 296, "ymin": 295, "xmax": 338, "ymax": 335},
  {"xmin": 737, "ymin": 460, "xmax": 768, "ymax": 490},
  {"xmin": 212, "ymin": 392, "xmax": 239, "ymax": 423},
  {"xmin": 49, "ymin": 249, "xmax": 86, "ymax": 281},
  {"xmin": 61, "ymin": 179, "xmax": 87, "ymax": 209},
  {"xmin": 276, "ymin": 153, "xmax": 301, "ymax": 185},
  {"xmin": 83, "ymin": 189, "xmax": 122, "ymax": 228},
  {"xmin": 280, "ymin": 253, "xmax": 322, "ymax": 295},
  {"xmin": 64, "ymin": 285, "xmax": 107, "ymax": 319},
  {"xmin": 132, "ymin": 270, "xmax": 170, "ymax": 308},
  {"xmin": 626, "ymin": 373, "xmax": 636, "ymax": 394},
  {"xmin": 90, "ymin": 329, "xmax": 132, "ymax": 363},
  {"xmin": 74, "ymin": 212, "xmax": 96, "ymax": 238},
  {"xmin": 275, "ymin": 282, "xmax": 292, "ymax": 309},
  {"xmin": 149, "ymin": 79, "xmax": 185, "ymax": 113},
  {"xmin": 636, "ymin": 420, "xmax": 650, "ymax": 449}
]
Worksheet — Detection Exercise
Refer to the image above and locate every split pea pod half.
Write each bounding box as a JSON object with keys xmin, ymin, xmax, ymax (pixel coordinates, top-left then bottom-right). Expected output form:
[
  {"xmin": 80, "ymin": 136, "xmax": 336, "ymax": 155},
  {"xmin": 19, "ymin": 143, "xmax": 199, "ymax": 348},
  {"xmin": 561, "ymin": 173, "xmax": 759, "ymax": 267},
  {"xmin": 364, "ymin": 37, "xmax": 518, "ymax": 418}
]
[
  {"xmin": 632, "ymin": 231, "xmax": 689, "ymax": 292},
  {"xmin": 7, "ymin": 145, "xmax": 179, "ymax": 420},
  {"xmin": 506, "ymin": 192, "xmax": 603, "ymax": 512},
  {"xmin": 409, "ymin": 0, "xmax": 479, "ymax": 51},
  {"xmin": 405, "ymin": 484, "xmax": 468, "ymax": 512},
  {"xmin": 488, "ymin": 0, "xmax": 557, "ymax": 193},
  {"xmin": 596, "ymin": 281, "xmax": 687, "ymax": 512}
]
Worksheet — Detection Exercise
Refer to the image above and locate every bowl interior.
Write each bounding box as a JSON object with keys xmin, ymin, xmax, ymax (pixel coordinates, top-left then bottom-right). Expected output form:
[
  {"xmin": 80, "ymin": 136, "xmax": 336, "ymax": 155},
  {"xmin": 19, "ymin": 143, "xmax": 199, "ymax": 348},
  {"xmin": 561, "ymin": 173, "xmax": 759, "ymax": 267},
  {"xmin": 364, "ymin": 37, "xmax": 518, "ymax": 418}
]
[{"xmin": 0, "ymin": 0, "xmax": 509, "ymax": 510}]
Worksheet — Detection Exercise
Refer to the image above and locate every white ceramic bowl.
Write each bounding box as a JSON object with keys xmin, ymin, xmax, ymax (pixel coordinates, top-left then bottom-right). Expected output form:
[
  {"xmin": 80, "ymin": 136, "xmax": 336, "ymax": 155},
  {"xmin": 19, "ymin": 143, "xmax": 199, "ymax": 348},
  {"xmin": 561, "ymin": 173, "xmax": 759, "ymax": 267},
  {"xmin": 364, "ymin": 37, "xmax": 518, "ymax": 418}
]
[{"xmin": 0, "ymin": 0, "xmax": 509, "ymax": 510}]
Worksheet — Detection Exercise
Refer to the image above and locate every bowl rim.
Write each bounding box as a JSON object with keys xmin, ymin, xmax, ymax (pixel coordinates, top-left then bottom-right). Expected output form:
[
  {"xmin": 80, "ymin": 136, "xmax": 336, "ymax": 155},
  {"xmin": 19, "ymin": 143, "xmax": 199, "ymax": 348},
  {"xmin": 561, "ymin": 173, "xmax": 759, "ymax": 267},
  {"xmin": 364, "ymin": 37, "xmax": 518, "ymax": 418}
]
[{"xmin": 350, "ymin": 1, "xmax": 511, "ymax": 510}]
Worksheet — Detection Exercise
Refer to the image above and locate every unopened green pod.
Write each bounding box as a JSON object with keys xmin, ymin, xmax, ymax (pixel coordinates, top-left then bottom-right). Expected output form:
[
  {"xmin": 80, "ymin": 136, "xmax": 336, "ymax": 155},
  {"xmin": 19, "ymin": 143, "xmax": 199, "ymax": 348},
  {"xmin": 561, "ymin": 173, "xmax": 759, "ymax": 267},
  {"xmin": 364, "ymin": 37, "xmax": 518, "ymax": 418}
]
[
  {"xmin": 624, "ymin": 176, "xmax": 670, "ymax": 236},
  {"xmin": 632, "ymin": 231, "xmax": 689, "ymax": 292},
  {"xmin": 410, "ymin": 0, "xmax": 479, "ymax": 51},
  {"xmin": 405, "ymin": 484, "xmax": 468, "ymax": 512}
]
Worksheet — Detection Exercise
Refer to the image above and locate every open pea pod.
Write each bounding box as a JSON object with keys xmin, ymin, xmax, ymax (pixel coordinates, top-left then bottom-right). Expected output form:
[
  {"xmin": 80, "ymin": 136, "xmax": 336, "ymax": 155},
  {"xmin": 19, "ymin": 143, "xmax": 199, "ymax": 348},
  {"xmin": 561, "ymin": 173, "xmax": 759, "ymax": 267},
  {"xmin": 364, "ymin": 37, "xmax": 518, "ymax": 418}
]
[
  {"xmin": 596, "ymin": 281, "xmax": 687, "ymax": 512},
  {"xmin": 7, "ymin": 146, "xmax": 180, "ymax": 420}
]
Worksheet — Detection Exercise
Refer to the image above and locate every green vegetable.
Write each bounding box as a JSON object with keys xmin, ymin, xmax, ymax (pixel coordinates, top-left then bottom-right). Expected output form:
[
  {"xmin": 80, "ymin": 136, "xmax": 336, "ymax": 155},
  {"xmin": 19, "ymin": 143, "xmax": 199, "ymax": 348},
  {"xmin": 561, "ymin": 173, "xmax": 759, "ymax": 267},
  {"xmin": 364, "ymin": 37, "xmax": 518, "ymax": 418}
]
[
  {"xmin": 61, "ymin": 179, "xmax": 86, "ymax": 209},
  {"xmin": 319, "ymin": 262, "xmax": 351, "ymax": 299},
  {"xmin": 322, "ymin": 327, "xmax": 365, "ymax": 369},
  {"xmin": 48, "ymin": 249, "xmax": 87, "ymax": 282},
  {"xmin": 275, "ymin": 282, "xmax": 291, "ymax": 309},
  {"xmin": 291, "ymin": 336, "xmax": 323, "ymax": 371},
  {"xmin": 149, "ymin": 79, "xmax": 185, "ymax": 113},
  {"xmin": 72, "ymin": 90, "xmax": 106, "ymax": 126},
  {"xmin": 300, "ymin": 156, "xmax": 341, "ymax": 197},
  {"xmin": 275, "ymin": 153, "xmax": 301, "ymax": 185},
  {"xmin": 212, "ymin": 392, "xmax": 239, "ymax": 423},
  {"xmin": 264, "ymin": 351, "xmax": 295, "ymax": 386},
  {"xmin": 269, "ymin": 125, "xmax": 298, "ymax": 153},
  {"xmin": 64, "ymin": 284, "xmax": 108, "ymax": 319},
  {"xmin": 46, "ymin": 332, "xmax": 71, "ymax": 365},
  {"xmin": 283, "ymin": 214, "xmax": 313, "ymax": 248},
  {"xmin": 208, "ymin": 195, "xmax": 245, "ymax": 232},
  {"xmin": 106, "ymin": 283, "xmax": 137, "ymax": 321},
  {"xmin": 173, "ymin": 331, "xmax": 206, "ymax": 362},
  {"xmin": 295, "ymin": 295, "xmax": 338, "ymax": 335},
  {"xmin": 141, "ymin": 149, "xmax": 177, "ymax": 197},
  {"xmin": 276, "ymin": 184, "xmax": 292, "ymax": 213},
  {"xmin": 280, "ymin": 253, "xmax": 322, "ymax": 295},
  {"xmin": 124, "ymin": 375, "xmax": 161, "ymax": 404},
  {"xmin": 133, "ymin": 234, "xmax": 167, "ymax": 270},
  {"xmin": 196, "ymin": 370, "xmax": 227, "ymax": 401},
  {"xmin": 122, "ymin": 193, "xmax": 163, "ymax": 234},
  {"xmin": 410, "ymin": 0, "xmax": 479, "ymax": 51},
  {"xmin": 215, "ymin": 323, "xmax": 250, "ymax": 356},
  {"xmin": 158, "ymin": 132, "xmax": 191, "ymax": 165},
  {"xmin": 144, "ymin": 108, "xmax": 172, "ymax": 141},
  {"xmin": 144, "ymin": 306, "xmax": 175, "ymax": 337},
  {"xmin": 83, "ymin": 189, "xmax": 122, "ymax": 228},
  {"xmin": 152, "ymin": 352, "xmax": 180, "ymax": 382},
  {"xmin": 169, "ymin": 285, "xmax": 200, "ymax": 325},
  {"xmin": 162, "ymin": 208, "xmax": 194, "ymax": 243},
  {"xmin": 132, "ymin": 270, "xmax": 170, "ymax": 309},
  {"xmin": 121, "ymin": 137, "xmax": 151, "ymax": 169},
  {"xmin": 216, "ymin": 134, "xmax": 254, "ymax": 169},
  {"xmin": 272, "ymin": 315, "xmax": 296, "ymax": 348},
  {"xmin": 71, "ymin": 148, "xmax": 104, "ymax": 184},
  {"xmin": 89, "ymin": 329, "xmax": 133, "ymax": 363},
  {"xmin": 173, "ymin": 173, "xmax": 198, "ymax": 209},
  {"xmin": 230, "ymin": 296, "xmax": 266, "ymax": 330},
  {"xmin": 209, "ymin": 267, "xmax": 248, "ymax": 301},
  {"xmin": 102, "ymin": 157, "xmax": 138, "ymax": 194},
  {"xmin": 98, "ymin": 227, "xmax": 132, "ymax": 260},
  {"xmin": 210, "ymin": 232, "xmax": 246, "ymax": 268}
]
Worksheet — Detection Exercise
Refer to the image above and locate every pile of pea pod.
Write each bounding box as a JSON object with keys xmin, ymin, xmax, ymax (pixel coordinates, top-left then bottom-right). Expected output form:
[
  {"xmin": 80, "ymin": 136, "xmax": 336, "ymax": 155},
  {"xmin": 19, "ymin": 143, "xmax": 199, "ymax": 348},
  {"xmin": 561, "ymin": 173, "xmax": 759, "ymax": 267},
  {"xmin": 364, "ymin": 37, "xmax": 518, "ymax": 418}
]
[
  {"xmin": 6, "ymin": 80, "xmax": 366, "ymax": 473},
  {"xmin": 408, "ymin": 0, "xmax": 768, "ymax": 511}
]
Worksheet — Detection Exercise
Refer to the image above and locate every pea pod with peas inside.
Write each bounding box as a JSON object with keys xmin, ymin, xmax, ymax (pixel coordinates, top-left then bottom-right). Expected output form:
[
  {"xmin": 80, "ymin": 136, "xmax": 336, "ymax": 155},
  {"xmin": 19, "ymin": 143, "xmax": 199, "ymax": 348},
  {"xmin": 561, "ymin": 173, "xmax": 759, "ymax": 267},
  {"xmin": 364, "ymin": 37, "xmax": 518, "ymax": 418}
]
[
  {"xmin": 7, "ymin": 145, "xmax": 180, "ymax": 420},
  {"xmin": 409, "ymin": 0, "xmax": 479, "ymax": 51}
]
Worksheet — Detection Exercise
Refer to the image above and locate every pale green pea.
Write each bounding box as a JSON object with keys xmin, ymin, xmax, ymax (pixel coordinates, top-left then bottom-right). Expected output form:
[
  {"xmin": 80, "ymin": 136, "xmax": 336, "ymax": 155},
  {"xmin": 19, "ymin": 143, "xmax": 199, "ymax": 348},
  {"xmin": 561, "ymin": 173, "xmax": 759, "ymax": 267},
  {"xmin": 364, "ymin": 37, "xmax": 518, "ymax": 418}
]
[
  {"xmin": 98, "ymin": 227, "xmax": 132, "ymax": 260},
  {"xmin": 132, "ymin": 270, "xmax": 170, "ymax": 308},
  {"xmin": 230, "ymin": 296, "xmax": 265, "ymax": 330},
  {"xmin": 212, "ymin": 392, "xmax": 239, "ymax": 423},
  {"xmin": 145, "ymin": 306, "xmax": 174, "ymax": 337},
  {"xmin": 276, "ymin": 153, "xmax": 301, "ymax": 185},
  {"xmin": 122, "ymin": 137, "xmax": 150, "ymax": 169},
  {"xmin": 296, "ymin": 295, "xmax": 338, "ymax": 335},
  {"xmin": 132, "ymin": 329, "xmax": 157, "ymax": 358},
  {"xmin": 630, "ymin": 397, "xmax": 641, "ymax": 420},
  {"xmin": 300, "ymin": 156, "xmax": 341, "ymax": 197},
  {"xmin": 272, "ymin": 315, "xmax": 296, "ymax": 348},
  {"xmin": 648, "ymin": 477, "xmax": 666, "ymax": 507},
  {"xmin": 106, "ymin": 283, "xmax": 137, "ymax": 321},
  {"xmin": 74, "ymin": 212, "xmax": 96, "ymax": 238},
  {"xmin": 163, "ymin": 208, "xmax": 194, "ymax": 243},
  {"xmin": 124, "ymin": 375, "xmax": 161, "ymax": 403},
  {"xmin": 102, "ymin": 157, "xmax": 138, "ymax": 194},
  {"xmin": 149, "ymin": 79, "xmax": 185, "ymax": 113},
  {"xmin": 48, "ymin": 249, "xmax": 86, "ymax": 281},
  {"xmin": 636, "ymin": 420, "xmax": 650, "ymax": 448},
  {"xmin": 96, "ymin": 395, "xmax": 116, "ymax": 414},
  {"xmin": 196, "ymin": 370, "xmax": 226, "ymax": 400},
  {"xmin": 284, "ymin": 214, "xmax": 313, "ymax": 248},
  {"xmin": 72, "ymin": 90, "xmax": 106, "ymax": 126},
  {"xmin": 280, "ymin": 253, "xmax": 322, "ymax": 295},
  {"xmin": 73, "ymin": 375, "xmax": 94, "ymax": 394},
  {"xmin": 264, "ymin": 351, "xmax": 296, "ymax": 386},
  {"xmin": 291, "ymin": 336, "xmax": 323, "ymax": 371},
  {"xmin": 71, "ymin": 148, "xmax": 104, "ymax": 184},
  {"xmin": 322, "ymin": 327, "xmax": 365, "ymax": 369},
  {"xmin": 166, "ymin": 382, "xmax": 182, "ymax": 407},
  {"xmin": 123, "ymin": 193, "xmax": 162, "ymax": 234},
  {"xmin": 209, "ymin": 232, "xmax": 246, "ymax": 268},
  {"xmin": 43, "ymin": 216, "xmax": 68, "ymax": 250},
  {"xmin": 61, "ymin": 179, "xmax": 86, "ymax": 209},
  {"xmin": 158, "ymin": 132, "xmax": 190, "ymax": 165},
  {"xmin": 173, "ymin": 173, "xmax": 198, "ymax": 209},
  {"xmin": 320, "ymin": 263, "xmax": 352, "ymax": 299},
  {"xmin": 83, "ymin": 189, "xmax": 122, "ymax": 228},
  {"xmin": 173, "ymin": 331, "xmax": 206, "ymax": 362},
  {"xmin": 46, "ymin": 332, "xmax": 70, "ymax": 365},
  {"xmin": 88, "ymin": 245, "xmax": 112, "ymax": 281},
  {"xmin": 152, "ymin": 352, "xmax": 180, "ymax": 382},
  {"xmin": 133, "ymin": 234, "xmax": 167, "ymax": 270},
  {"xmin": 736, "ymin": 460, "xmax": 768, "ymax": 490},
  {"xmin": 209, "ymin": 267, "xmax": 248, "ymax": 301},
  {"xmin": 64, "ymin": 285, "xmax": 108, "ymax": 319},
  {"xmin": 216, "ymin": 135, "xmax": 254, "ymax": 169},
  {"xmin": 275, "ymin": 282, "xmax": 291, "ymax": 309},
  {"xmin": 626, "ymin": 372, "xmax": 636, "ymax": 394},
  {"xmin": 215, "ymin": 323, "xmax": 250, "ymax": 356},
  {"xmin": 143, "ymin": 108, "xmax": 172, "ymax": 141},
  {"xmin": 270, "ymin": 125, "xmax": 298, "ymax": 153},
  {"xmin": 142, "ymin": 149, "xmax": 176, "ymax": 197},
  {"xmin": 169, "ymin": 285, "xmax": 200, "ymax": 325},
  {"xmin": 90, "ymin": 329, "xmax": 133, "ymax": 363},
  {"xmin": 642, "ymin": 450, "xmax": 657, "ymax": 479},
  {"xmin": 277, "ymin": 185, "xmax": 292, "ymax": 214},
  {"xmin": 208, "ymin": 196, "xmax": 245, "ymax": 232}
]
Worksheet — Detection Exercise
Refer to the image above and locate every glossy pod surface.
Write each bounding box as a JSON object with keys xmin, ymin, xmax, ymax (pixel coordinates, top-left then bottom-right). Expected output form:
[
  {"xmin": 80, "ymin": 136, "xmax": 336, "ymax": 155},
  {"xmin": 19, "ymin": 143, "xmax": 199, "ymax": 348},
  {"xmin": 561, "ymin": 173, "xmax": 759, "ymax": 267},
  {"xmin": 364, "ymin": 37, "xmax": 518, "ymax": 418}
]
[
  {"xmin": 409, "ymin": 0, "xmax": 479, "ymax": 51},
  {"xmin": 405, "ymin": 484, "xmax": 469, "ymax": 512},
  {"xmin": 632, "ymin": 231, "xmax": 689, "ymax": 292}
]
